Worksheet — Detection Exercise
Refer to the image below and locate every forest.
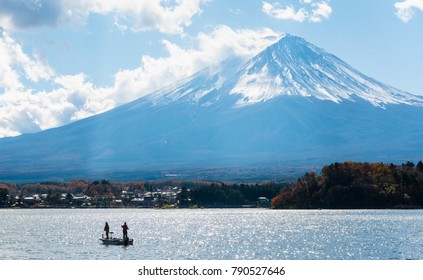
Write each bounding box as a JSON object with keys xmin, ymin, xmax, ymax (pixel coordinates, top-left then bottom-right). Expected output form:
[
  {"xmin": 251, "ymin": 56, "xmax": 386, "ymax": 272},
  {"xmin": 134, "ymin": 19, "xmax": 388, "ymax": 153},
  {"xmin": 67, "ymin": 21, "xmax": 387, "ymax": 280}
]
[
  {"xmin": 178, "ymin": 182, "xmax": 285, "ymax": 207},
  {"xmin": 272, "ymin": 161, "xmax": 423, "ymax": 209}
]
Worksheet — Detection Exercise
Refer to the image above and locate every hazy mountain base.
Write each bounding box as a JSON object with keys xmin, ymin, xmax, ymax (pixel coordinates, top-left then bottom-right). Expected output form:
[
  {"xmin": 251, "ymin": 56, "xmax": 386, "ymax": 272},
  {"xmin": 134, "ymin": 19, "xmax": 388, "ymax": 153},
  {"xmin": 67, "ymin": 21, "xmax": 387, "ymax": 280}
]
[
  {"xmin": 0, "ymin": 164, "xmax": 316, "ymax": 183},
  {"xmin": 1, "ymin": 97, "xmax": 422, "ymax": 182}
]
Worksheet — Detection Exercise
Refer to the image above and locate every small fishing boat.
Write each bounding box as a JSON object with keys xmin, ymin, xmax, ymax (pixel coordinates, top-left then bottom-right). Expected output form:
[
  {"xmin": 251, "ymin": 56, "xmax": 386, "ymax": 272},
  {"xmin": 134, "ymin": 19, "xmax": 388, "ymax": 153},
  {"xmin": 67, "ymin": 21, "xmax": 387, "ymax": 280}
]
[{"xmin": 100, "ymin": 232, "xmax": 134, "ymax": 245}]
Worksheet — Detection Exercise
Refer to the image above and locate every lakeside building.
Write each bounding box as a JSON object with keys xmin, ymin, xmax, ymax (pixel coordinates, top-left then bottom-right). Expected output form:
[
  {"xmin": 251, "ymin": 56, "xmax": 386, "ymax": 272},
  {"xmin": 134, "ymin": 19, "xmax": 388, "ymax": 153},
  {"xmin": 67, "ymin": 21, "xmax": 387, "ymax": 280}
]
[{"xmin": 9, "ymin": 187, "xmax": 182, "ymax": 208}]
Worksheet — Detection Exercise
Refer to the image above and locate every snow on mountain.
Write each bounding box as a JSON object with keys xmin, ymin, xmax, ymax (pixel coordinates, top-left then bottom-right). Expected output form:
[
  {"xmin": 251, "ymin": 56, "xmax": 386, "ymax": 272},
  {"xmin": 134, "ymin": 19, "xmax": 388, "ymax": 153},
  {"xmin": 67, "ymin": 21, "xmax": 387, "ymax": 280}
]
[
  {"xmin": 230, "ymin": 34, "xmax": 423, "ymax": 107},
  {"xmin": 135, "ymin": 34, "xmax": 423, "ymax": 109},
  {"xmin": 1, "ymin": 34, "xmax": 423, "ymax": 181}
]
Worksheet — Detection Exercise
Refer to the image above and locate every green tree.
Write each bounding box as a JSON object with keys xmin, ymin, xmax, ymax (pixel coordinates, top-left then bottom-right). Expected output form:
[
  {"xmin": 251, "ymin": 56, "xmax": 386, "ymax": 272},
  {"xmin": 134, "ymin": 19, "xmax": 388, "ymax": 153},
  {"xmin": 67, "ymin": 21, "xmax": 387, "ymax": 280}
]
[
  {"xmin": 177, "ymin": 187, "xmax": 189, "ymax": 207},
  {"xmin": 226, "ymin": 189, "xmax": 244, "ymax": 205},
  {"xmin": 46, "ymin": 193, "xmax": 61, "ymax": 206},
  {"xmin": 65, "ymin": 193, "xmax": 73, "ymax": 205},
  {"xmin": 0, "ymin": 188, "xmax": 9, "ymax": 207}
]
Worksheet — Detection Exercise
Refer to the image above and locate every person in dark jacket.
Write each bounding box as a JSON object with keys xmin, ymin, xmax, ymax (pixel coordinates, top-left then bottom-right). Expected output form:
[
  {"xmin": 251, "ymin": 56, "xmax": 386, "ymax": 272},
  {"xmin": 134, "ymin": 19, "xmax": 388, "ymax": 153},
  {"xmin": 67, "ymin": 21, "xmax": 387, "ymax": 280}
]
[
  {"xmin": 104, "ymin": 222, "xmax": 110, "ymax": 239},
  {"xmin": 121, "ymin": 222, "xmax": 129, "ymax": 239}
]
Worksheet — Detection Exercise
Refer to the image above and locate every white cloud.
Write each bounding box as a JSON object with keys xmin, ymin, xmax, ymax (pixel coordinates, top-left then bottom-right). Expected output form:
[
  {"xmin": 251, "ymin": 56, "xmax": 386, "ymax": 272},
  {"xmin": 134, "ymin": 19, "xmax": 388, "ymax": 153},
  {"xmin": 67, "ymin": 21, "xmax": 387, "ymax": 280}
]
[
  {"xmin": 0, "ymin": 0, "xmax": 206, "ymax": 34},
  {"xmin": 262, "ymin": 1, "xmax": 332, "ymax": 23},
  {"xmin": 0, "ymin": 28, "xmax": 114, "ymax": 137},
  {"xmin": 0, "ymin": 89, "xmax": 73, "ymax": 137},
  {"xmin": 262, "ymin": 2, "xmax": 307, "ymax": 22},
  {"xmin": 0, "ymin": 72, "xmax": 117, "ymax": 138},
  {"xmin": 310, "ymin": 2, "xmax": 332, "ymax": 23},
  {"xmin": 0, "ymin": 29, "xmax": 53, "ymax": 90},
  {"xmin": 1, "ymin": 1, "xmax": 285, "ymax": 138},
  {"xmin": 0, "ymin": 25, "xmax": 280, "ymax": 138},
  {"xmin": 395, "ymin": 0, "xmax": 423, "ymax": 22},
  {"xmin": 64, "ymin": 0, "xmax": 206, "ymax": 34},
  {"xmin": 112, "ymin": 25, "xmax": 280, "ymax": 103},
  {"xmin": 54, "ymin": 74, "xmax": 115, "ymax": 121}
]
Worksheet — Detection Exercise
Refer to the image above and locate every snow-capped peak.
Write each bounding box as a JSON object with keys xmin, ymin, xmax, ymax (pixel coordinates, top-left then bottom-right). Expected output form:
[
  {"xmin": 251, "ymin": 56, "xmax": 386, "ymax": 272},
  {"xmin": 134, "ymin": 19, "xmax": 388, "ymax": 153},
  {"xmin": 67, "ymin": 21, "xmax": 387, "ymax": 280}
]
[{"xmin": 229, "ymin": 34, "xmax": 423, "ymax": 107}]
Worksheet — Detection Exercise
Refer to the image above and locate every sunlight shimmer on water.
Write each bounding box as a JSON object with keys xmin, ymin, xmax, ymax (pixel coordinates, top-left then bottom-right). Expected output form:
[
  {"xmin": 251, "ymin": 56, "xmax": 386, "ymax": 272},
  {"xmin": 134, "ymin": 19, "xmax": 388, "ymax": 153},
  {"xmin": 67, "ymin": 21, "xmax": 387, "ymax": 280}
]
[{"xmin": 0, "ymin": 209, "xmax": 421, "ymax": 260}]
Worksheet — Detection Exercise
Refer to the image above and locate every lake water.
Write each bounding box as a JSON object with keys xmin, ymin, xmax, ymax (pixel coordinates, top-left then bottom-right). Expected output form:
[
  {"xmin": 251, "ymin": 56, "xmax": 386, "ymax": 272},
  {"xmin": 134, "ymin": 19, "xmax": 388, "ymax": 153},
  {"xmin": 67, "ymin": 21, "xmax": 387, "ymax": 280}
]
[{"xmin": 0, "ymin": 208, "xmax": 421, "ymax": 260}]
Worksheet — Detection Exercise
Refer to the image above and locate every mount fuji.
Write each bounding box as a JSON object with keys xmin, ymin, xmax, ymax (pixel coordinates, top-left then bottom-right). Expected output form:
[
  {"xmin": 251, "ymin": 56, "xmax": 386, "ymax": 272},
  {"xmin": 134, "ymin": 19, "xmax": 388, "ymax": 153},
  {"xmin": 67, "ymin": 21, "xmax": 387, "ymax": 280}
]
[{"xmin": 1, "ymin": 34, "xmax": 423, "ymax": 181}]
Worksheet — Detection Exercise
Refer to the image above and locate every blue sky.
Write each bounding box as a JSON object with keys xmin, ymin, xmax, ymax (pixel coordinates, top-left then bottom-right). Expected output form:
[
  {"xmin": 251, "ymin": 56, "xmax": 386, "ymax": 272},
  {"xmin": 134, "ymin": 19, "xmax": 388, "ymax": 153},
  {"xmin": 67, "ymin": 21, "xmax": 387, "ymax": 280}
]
[{"xmin": 0, "ymin": 0, "xmax": 422, "ymax": 137}]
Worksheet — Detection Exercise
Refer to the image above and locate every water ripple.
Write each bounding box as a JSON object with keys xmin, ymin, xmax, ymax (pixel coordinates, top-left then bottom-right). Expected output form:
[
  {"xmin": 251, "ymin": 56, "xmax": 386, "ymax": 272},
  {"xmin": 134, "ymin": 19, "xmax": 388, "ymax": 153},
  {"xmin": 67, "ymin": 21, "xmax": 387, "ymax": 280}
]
[{"xmin": 0, "ymin": 208, "xmax": 421, "ymax": 260}]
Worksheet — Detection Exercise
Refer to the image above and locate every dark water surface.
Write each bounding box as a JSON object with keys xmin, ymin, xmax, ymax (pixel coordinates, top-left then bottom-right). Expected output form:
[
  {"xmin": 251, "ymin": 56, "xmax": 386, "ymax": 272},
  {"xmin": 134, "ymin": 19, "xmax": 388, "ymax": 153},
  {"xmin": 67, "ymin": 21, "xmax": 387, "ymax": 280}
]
[{"xmin": 0, "ymin": 208, "xmax": 421, "ymax": 260}]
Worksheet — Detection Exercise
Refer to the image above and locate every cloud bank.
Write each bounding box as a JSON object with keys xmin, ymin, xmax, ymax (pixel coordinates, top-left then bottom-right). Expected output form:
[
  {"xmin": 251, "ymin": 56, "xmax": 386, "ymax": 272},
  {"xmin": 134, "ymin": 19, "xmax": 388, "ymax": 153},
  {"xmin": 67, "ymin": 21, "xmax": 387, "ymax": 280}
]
[
  {"xmin": 0, "ymin": 0, "xmax": 206, "ymax": 34},
  {"xmin": 0, "ymin": 26, "xmax": 280, "ymax": 137},
  {"xmin": 0, "ymin": 0, "xmax": 214, "ymax": 137}
]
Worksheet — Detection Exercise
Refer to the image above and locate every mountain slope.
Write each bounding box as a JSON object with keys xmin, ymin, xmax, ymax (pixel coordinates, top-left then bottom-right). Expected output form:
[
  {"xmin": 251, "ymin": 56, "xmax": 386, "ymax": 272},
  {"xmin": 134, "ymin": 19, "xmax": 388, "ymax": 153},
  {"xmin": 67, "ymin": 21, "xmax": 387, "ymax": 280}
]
[
  {"xmin": 230, "ymin": 34, "xmax": 422, "ymax": 107},
  {"xmin": 1, "ymin": 34, "xmax": 423, "ymax": 181}
]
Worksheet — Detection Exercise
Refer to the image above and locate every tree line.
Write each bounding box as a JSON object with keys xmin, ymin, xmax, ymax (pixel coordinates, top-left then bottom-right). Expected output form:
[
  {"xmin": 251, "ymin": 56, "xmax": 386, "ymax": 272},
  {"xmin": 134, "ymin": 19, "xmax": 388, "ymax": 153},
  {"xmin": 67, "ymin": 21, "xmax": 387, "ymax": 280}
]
[
  {"xmin": 178, "ymin": 182, "xmax": 286, "ymax": 207},
  {"xmin": 2, "ymin": 160, "xmax": 423, "ymax": 209},
  {"xmin": 272, "ymin": 161, "xmax": 423, "ymax": 209},
  {"xmin": 0, "ymin": 178, "xmax": 286, "ymax": 208}
]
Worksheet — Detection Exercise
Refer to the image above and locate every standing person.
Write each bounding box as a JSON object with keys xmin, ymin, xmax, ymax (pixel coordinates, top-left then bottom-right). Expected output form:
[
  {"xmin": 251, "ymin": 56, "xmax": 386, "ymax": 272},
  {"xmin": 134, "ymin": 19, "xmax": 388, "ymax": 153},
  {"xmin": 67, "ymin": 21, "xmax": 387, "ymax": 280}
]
[
  {"xmin": 121, "ymin": 222, "xmax": 129, "ymax": 240},
  {"xmin": 104, "ymin": 222, "xmax": 110, "ymax": 239}
]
